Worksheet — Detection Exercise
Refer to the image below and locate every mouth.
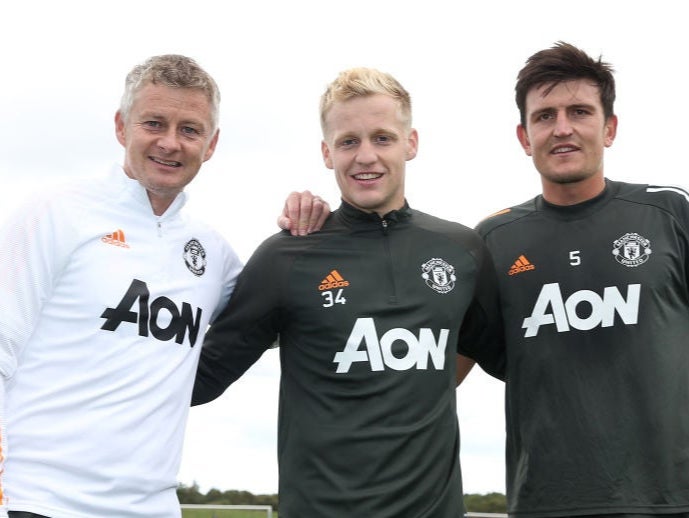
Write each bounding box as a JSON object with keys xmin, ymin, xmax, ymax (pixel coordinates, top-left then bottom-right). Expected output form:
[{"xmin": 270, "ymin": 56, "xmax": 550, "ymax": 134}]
[
  {"xmin": 353, "ymin": 172, "xmax": 383, "ymax": 181},
  {"xmin": 551, "ymin": 145, "xmax": 579, "ymax": 155},
  {"xmin": 150, "ymin": 156, "xmax": 182, "ymax": 167}
]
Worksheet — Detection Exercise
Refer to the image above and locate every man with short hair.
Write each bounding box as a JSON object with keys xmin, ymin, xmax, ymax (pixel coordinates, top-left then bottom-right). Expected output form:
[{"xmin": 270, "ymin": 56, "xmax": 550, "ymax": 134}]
[
  {"xmin": 476, "ymin": 42, "xmax": 689, "ymax": 517},
  {"xmin": 193, "ymin": 67, "xmax": 505, "ymax": 517},
  {"xmin": 0, "ymin": 54, "xmax": 326, "ymax": 518}
]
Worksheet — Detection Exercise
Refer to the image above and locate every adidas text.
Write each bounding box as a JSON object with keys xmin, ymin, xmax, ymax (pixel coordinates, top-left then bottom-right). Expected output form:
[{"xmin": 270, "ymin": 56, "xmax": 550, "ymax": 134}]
[
  {"xmin": 319, "ymin": 280, "xmax": 350, "ymax": 290},
  {"xmin": 508, "ymin": 255, "xmax": 534, "ymax": 276},
  {"xmin": 319, "ymin": 269, "xmax": 349, "ymax": 291},
  {"xmin": 522, "ymin": 283, "xmax": 640, "ymax": 337},
  {"xmin": 509, "ymin": 264, "xmax": 535, "ymax": 275},
  {"xmin": 100, "ymin": 279, "xmax": 203, "ymax": 346},
  {"xmin": 333, "ymin": 317, "xmax": 448, "ymax": 373}
]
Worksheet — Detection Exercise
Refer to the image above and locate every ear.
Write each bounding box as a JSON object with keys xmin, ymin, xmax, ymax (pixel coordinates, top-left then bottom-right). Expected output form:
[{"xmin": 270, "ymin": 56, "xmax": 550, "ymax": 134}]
[
  {"xmin": 115, "ymin": 111, "xmax": 126, "ymax": 146},
  {"xmin": 604, "ymin": 115, "xmax": 618, "ymax": 148},
  {"xmin": 203, "ymin": 129, "xmax": 220, "ymax": 162},
  {"xmin": 516, "ymin": 124, "xmax": 533, "ymax": 156},
  {"xmin": 406, "ymin": 128, "xmax": 419, "ymax": 161},
  {"xmin": 321, "ymin": 140, "xmax": 334, "ymax": 169}
]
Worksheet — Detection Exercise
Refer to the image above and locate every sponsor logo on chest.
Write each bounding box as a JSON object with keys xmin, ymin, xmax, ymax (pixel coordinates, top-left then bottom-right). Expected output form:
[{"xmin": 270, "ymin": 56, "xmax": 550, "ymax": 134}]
[
  {"xmin": 100, "ymin": 279, "xmax": 203, "ymax": 347},
  {"xmin": 522, "ymin": 283, "xmax": 640, "ymax": 337},
  {"xmin": 333, "ymin": 317, "xmax": 449, "ymax": 373}
]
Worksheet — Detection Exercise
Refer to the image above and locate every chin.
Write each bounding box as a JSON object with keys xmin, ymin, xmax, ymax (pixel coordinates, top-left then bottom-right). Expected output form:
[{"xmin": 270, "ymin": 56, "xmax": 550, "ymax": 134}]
[{"xmin": 542, "ymin": 171, "xmax": 594, "ymax": 185}]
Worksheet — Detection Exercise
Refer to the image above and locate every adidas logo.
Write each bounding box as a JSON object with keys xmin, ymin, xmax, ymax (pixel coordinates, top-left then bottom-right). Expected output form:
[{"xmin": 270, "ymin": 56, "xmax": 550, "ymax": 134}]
[
  {"xmin": 101, "ymin": 229, "xmax": 130, "ymax": 248},
  {"xmin": 508, "ymin": 255, "xmax": 534, "ymax": 276},
  {"xmin": 318, "ymin": 269, "xmax": 350, "ymax": 291}
]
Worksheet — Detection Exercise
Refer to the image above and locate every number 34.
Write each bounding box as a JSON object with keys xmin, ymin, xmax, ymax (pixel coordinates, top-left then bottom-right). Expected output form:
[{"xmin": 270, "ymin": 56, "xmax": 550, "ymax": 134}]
[{"xmin": 322, "ymin": 289, "xmax": 347, "ymax": 307}]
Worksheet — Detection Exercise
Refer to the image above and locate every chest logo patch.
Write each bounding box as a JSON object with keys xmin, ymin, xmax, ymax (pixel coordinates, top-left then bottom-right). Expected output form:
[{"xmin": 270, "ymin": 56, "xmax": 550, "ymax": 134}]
[
  {"xmin": 421, "ymin": 258, "xmax": 456, "ymax": 294},
  {"xmin": 183, "ymin": 238, "xmax": 207, "ymax": 276},
  {"xmin": 612, "ymin": 232, "xmax": 652, "ymax": 268}
]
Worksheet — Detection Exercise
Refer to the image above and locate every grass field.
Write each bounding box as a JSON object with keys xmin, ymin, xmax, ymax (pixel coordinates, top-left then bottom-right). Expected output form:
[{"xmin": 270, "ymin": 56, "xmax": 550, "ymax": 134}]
[{"xmin": 181, "ymin": 509, "xmax": 276, "ymax": 518}]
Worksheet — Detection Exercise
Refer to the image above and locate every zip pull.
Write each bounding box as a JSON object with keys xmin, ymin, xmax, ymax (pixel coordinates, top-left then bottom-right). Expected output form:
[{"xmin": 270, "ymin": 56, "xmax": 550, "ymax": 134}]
[{"xmin": 381, "ymin": 219, "xmax": 388, "ymax": 234}]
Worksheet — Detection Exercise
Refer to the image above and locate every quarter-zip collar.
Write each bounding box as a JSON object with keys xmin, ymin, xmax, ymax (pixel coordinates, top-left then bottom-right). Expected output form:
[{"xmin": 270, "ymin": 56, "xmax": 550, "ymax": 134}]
[
  {"xmin": 336, "ymin": 199, "xmax": 413, "ymax": 230},
  {"xmin": 110, "ymin": 164, "xmax": 188, "ymax": 237},
  {"xmin": 112, "ymin": 164, "xmax": 188, "ymax": 221}
]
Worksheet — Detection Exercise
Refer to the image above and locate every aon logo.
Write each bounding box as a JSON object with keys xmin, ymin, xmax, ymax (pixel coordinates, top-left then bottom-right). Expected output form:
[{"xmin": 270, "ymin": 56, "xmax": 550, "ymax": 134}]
[
  {"xmin": 522, "ymin": 283, "xmax": 640, "ymax": 337},
  {"xmin": 100, "ymin": 279, "xmax": 203, "ymax": 347},
  {"xmin": 333, "ymin": 317, "xmax": 448, "ymax": 373}
]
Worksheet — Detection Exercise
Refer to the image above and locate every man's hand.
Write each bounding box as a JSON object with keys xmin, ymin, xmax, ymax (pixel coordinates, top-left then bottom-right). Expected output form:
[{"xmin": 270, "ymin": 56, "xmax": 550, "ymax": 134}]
[
  {"xmin": 456, "ymin": 354, "xmax": 476, "ymax": 386},
  {"xmin": 278, "ymin": 191, "xmax": 330, "ymax": 236}
]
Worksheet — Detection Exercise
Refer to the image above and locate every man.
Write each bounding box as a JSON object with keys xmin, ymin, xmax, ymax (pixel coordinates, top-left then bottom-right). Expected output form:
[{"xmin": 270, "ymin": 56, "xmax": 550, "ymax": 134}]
[
  {"xmin": 475, "ymin": 42, "xmax": 689, "ymax": 517},
  {"xmin": 0, "ymin": 54, "xmax": 325, "ymax": 518},
  {"xmin": 192, "ymin": 67, "xmax": 505, "ymax": 517}
]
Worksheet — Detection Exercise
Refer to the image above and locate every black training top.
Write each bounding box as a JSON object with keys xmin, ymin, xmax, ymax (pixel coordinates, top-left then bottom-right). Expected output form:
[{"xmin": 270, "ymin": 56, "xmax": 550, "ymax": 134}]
[
  {"xmin": 193, "ymin": 200, "xmax": 505, "ymax": 518},
  {"xmin": 476, "ymin": 180, "xmax": 689, "ymax": 517}
]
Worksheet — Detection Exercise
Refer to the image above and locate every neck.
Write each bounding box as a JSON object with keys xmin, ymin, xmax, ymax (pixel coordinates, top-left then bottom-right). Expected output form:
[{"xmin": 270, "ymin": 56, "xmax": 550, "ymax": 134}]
[
  {"xmin": 541, "ymin": 175, "xmax": 606, "ymax": 206},
  {"xmin": 148, "ymin": 192, "xmax": 176, "ymax": 216}
]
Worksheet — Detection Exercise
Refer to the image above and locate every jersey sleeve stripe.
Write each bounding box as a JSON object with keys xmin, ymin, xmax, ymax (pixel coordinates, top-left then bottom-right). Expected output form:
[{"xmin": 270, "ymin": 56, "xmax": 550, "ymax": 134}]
[{"xmin": 647, "ymin": 186, "xmax": 689, "ymax": 203}]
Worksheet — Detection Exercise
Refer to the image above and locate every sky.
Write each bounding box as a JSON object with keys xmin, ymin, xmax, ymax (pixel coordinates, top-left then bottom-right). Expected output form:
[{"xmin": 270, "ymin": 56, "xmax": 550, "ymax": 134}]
[{"xmin": 2, "ymin": 0, "xmax": 688, "ymax": 496}]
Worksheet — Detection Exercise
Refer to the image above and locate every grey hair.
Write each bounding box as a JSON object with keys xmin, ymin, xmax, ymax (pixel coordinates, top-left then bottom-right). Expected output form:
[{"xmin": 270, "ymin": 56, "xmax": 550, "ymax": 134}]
[{"xmin": 119, "ymin": 54, "xmax": 220, "ymax": 131}]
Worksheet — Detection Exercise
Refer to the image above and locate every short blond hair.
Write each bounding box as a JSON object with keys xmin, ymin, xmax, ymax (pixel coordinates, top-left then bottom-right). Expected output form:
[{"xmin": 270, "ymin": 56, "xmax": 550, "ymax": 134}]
[
  {"xmin": 319, "ymin": 67, "xmax": 412, "ymax": 135},
  {"xmin": 119, "ymin": 54, "xmax": 221, "ymax": 132}
]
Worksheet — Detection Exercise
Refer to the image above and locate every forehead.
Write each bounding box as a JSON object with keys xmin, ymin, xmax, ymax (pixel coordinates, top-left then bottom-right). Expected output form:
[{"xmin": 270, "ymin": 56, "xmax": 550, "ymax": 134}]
[
  {"xmin": 525, "ymin": 79, "xmax": 603, "ymax": 111},
  {"xmin": 131, "ymin": 83, "xmax": 213, "ymax": 123},
  {"xmin": 324, "ymin": 94, "xmax": 406, "ymax": 136}
]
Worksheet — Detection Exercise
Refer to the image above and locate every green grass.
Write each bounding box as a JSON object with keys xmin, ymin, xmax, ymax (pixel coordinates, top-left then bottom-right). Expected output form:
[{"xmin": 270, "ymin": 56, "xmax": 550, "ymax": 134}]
[{"xmin": 182, "ymin": 510, "xmax": 277, "ymax": 518}]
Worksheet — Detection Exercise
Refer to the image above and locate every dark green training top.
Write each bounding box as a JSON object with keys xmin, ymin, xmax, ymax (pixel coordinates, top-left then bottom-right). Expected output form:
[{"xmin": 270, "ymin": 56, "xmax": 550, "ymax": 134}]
[
  {"xmin": 193, "ymin": 201, "xmax": 505, "ymax": 518},
  {"xmin": 476, "ymin": 180, "xmax": 689, "ymax": 517}
]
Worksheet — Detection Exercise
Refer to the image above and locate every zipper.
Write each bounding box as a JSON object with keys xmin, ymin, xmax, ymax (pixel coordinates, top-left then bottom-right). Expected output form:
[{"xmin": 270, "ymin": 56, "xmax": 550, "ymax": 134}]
[{"xmin": 381, "ymin": 219, "xmax": 398, "ymax": 304}]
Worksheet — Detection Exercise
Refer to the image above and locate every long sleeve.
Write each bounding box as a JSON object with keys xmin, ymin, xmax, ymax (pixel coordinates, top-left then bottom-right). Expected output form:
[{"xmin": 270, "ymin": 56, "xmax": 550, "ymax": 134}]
[
  {"xmin": 0, "ymin": 194, "xmax": 72, "ymax": 379},
  {"xmin": 0, "ymin": 193, "xmax": 73, "ymax": 516},
  {"xmin": 192, "ymin": 233, "xmax": 287, "ymax": 405},
  {"xmin": 0, "ymin": 378, "xmax": 7, "ymax": 517}
]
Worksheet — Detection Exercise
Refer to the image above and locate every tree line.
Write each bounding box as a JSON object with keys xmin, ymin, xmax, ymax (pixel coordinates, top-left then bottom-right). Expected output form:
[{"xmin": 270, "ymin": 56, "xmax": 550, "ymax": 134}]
[
  {"xmin": 177, "ymin": 483, "xmax": 506, "ymax": 513},
  {"xmin": 177, "ymin": 483, "xmax": 278, "ymax": 509}
]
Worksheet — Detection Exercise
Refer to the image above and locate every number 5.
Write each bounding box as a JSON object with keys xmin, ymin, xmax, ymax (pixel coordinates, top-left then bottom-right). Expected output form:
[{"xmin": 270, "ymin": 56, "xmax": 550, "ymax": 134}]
[{"xmin": 570, "ymin": 250, "xmax": 581, "ymax": 266}]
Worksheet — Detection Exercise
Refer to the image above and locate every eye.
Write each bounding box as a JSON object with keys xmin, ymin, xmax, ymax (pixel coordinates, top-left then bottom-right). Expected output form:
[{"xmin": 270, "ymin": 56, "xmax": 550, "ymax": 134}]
[
  {"xmin": 375, "ymin": 135, "xmax": 392, "ymax": 144},
  {"xmin": 339, "ymin": 138, "xmax": 358, "ymax": 148},
  {"xmin": 144, "ymin": 120, "xmax": 162, "ymax": 128},
  {"xmin": 181, "ymin": 126, "xmax": 201, "ymax": 136}
]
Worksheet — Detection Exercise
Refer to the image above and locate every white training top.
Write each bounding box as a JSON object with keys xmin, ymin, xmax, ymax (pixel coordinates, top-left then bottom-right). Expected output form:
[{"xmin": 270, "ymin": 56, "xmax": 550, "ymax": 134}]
[{"xmin": 0, "ymin": 166, "xmax": 242, "ymax": 517}]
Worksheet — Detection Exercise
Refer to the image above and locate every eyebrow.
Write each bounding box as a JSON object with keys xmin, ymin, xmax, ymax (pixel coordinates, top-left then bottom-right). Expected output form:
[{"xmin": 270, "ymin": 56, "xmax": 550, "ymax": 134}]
[
  {"xmin": 531, "ymin": 102, "xmax": 598, "ymax": 116},
  {"xmin": 139, "ymin": 112, "xmax": 208, "ymax": 127}
]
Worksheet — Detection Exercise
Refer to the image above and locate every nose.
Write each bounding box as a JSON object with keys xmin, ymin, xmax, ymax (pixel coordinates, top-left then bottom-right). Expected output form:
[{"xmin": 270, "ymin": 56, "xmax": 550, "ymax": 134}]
[
  {"xmin": 355, "ymin": 140, "xmax": 377, "ymax": 165},
  {"xmin": 553, "ymin": 112, "xmax": 573, "ymax": 137},
  {"xmin": 157, "ymin": 129, "xmax": 181, "ymax": 152}
]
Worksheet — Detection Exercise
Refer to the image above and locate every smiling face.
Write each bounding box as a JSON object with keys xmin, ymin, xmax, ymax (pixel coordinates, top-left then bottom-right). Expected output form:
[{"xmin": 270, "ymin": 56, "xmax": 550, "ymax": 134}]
[
  {"xmin": 115, "ymin": 83, "xmax": 219, "ymax": 215},
  {"xmin": 321, "ymin": 94, "xmax": 418, "ymax": 217},
  {"xmin": 517, "ymin": 79, "xmax": 617, "ymax": 205}
]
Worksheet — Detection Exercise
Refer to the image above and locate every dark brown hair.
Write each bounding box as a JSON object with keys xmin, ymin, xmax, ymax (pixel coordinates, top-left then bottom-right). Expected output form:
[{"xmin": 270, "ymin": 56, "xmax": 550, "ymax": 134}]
[{"xmin": 515, "ymin": 41, "xmax": 615, "ymax": 127}]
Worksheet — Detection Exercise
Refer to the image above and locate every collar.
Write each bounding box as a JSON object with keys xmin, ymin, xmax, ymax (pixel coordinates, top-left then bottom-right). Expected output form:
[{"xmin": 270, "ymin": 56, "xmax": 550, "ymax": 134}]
[
  {"xmin": 111, "ymin": 164, "xmax": 187, "ymax": 220},
  {"xmin": 535, "ymin": 178, "xmax": 619, "ymax": 220},
  {"xmin": 336, "ymin": 199, "xmax": 413, "ymax": 228}
]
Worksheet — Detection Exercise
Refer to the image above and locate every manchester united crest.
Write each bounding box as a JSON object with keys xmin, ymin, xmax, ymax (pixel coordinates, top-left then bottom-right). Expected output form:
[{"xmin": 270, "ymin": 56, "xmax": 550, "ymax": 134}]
[
  {"xmin": 183, "ymin": 238, "xmax": 207, "ymax": 276},
  {"xmin": 421, "ymin": 258, "xmax": 456, "ymax": 294},
  {"xmin": 612, "ymin": 232, "xmax": 652, "ymax": 267}
]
